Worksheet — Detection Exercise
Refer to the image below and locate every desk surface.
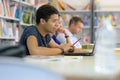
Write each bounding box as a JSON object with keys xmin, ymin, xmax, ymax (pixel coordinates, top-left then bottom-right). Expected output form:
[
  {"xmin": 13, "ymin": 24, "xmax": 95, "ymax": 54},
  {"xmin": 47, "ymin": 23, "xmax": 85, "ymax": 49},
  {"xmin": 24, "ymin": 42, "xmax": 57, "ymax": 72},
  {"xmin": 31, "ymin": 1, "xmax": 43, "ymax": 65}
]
[{"xmin": 24, "ymin": 54, "xmax": 120, "ymax": 80}]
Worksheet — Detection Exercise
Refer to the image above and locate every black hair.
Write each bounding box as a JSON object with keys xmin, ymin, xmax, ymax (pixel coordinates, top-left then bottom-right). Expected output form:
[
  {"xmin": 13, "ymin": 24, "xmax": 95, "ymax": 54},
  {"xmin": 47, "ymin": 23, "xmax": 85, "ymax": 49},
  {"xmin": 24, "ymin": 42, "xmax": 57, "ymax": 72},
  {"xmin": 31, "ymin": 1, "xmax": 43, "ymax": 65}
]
[
  {"xmin": 69, "ymin": 16, "xmax": 83, "ymax": 26},
  {"xmin": 36, "ymin": 4, "xmax": 59, "ymax": 24}
]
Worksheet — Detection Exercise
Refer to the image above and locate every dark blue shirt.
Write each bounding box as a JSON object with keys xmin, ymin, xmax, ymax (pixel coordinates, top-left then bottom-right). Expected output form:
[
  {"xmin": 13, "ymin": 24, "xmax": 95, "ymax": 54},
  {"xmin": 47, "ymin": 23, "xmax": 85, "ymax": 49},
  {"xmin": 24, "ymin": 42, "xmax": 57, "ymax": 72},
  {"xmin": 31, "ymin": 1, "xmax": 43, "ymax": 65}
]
[
  {"xmin": 20, "ymin": 26, "xmax": 51, "ymax": 55},
  {"xmin": 52, "ymin": 35, "xmax": 61, "ymax": 44}
]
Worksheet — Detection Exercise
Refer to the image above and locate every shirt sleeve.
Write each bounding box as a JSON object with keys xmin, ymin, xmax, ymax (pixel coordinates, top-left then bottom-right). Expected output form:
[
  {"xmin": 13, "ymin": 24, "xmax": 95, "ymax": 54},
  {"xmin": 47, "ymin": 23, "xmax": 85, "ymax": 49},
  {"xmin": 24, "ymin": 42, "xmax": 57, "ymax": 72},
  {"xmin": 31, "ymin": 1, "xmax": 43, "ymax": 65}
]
[
  {"xmin": 56, "ymin": 33, "xmax": 66, "ymax": 44},
  {"xmin": 20, "ymin": 26, "xmax": 38, "ymax": 44},
  {"xmin": 52, "ymin": 35, "xmax": 61, "ymax": 44}
]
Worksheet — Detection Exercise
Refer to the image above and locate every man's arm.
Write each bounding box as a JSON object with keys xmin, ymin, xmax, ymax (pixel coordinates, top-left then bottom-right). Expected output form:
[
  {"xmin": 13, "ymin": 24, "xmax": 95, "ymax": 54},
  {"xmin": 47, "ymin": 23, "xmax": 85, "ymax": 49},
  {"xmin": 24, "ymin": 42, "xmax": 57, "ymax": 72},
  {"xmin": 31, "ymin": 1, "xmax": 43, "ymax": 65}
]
[
  {"xmin": 48, "ymin": 38, "xmax": 73, "ymax": 52},
  {"xmin": 27, "ymin": 36, "xmax": 62, "ymax": 56},
  {"xmin": 63, "ymin": 31, "xmax": 71, "ymax": 44},
  {"xmin": 74, "ymin": 48, "xmax": 82, "ymax": 53},
  {"xmin": 27, "ymin": 36, "xmax": 72, "ymax": 55},
  {"xmin": 57, "ymin": 27, "xmax": 71, "ymax": 44},
  {"xmin": 48, "ymin": 38, "xmax": 60, "ymax": 48}
]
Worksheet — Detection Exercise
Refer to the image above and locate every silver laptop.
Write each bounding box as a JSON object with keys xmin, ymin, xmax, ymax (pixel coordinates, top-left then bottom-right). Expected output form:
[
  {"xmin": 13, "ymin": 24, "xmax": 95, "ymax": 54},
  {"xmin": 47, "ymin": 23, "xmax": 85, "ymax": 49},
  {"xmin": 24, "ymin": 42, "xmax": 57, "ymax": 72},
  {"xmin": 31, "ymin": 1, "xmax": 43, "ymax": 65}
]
[{"xmin": 64, "ymin": 44, "xmax": 95, "ymax": 56}]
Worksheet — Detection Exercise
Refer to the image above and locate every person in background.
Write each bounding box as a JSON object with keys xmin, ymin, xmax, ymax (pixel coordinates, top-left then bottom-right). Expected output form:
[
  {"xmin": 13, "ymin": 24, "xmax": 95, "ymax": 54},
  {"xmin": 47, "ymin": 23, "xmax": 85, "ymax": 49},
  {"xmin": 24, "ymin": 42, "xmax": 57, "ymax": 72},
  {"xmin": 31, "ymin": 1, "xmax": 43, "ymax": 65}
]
[
  {"xmin": 51, "ymin": 16, "xmax": 61, "ymax": 45},
  {"xmin": 57, "ymin": 16, "xmax": 84, "ymax": 52},
  {"xmin": 20, "ymin": 5, "xmax": 73, "ymax": 56},
  {"xmin": 52, "ymin": 15, "xmax": 71, "ymax": 45}
]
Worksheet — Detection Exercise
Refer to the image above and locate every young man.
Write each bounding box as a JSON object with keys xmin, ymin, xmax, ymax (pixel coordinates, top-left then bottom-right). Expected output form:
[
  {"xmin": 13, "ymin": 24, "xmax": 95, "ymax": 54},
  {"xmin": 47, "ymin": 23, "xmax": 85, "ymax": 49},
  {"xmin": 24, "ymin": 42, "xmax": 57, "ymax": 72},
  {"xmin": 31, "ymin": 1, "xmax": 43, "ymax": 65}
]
[
  {"xmin": 20, "ymin": 5, "xmax": 72, "ymax": 55},
  {"xmin": 52, "ymin": 15, "xmax": 71, "ymax": 45},
  {"xmin": 51, "ymin": 16, "xmax": 62, "ymax": 45},
  {"xmin": 57, "ymin": 16, "xmax": 84, "ymax": 52}
]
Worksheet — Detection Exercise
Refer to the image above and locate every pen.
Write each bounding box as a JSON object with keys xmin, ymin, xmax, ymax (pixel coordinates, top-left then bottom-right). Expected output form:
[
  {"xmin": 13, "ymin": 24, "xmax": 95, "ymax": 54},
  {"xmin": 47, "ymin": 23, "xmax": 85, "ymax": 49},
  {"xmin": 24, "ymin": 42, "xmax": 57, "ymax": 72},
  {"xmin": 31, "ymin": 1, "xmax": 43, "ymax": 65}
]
[{"xmin": 72, "ymin": 38, "xmax": 81, "ymax": 46}]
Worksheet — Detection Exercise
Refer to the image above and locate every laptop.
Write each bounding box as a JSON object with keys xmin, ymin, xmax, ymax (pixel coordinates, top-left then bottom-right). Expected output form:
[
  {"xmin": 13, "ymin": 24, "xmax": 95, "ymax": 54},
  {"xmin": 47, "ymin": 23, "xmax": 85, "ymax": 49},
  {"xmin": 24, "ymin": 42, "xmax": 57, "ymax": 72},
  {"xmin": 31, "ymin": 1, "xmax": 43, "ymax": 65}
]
[{"xmin": 64, "ymin": 44, "xmax": 95, "ymax": 56}]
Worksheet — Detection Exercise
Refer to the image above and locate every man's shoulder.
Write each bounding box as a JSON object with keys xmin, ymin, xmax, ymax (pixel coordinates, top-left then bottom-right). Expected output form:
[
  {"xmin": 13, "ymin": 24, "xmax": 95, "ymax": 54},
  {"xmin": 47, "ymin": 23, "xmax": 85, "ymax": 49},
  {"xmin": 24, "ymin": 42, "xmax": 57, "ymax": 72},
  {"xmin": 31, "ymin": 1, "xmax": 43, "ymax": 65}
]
[
  {"xmin": 24, "ymin": 26, "xmax": 38, "ymax": 35},
  {"xmin": 24, "ymin": 26, "xmax": 36, "ymax": 32},
  {"xmin": 20, "ymin": 26, "xmax": 39, "ymax": 41}
]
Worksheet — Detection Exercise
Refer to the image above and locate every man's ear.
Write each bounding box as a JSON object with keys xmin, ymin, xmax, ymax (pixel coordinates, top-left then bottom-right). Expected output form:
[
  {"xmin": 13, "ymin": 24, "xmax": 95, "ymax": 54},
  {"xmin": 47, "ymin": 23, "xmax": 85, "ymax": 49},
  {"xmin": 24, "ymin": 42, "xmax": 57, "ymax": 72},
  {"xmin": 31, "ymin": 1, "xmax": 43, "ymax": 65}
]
[{"xmin": 40, "ymin": 18, "xmax": 46, "ymax": 24}]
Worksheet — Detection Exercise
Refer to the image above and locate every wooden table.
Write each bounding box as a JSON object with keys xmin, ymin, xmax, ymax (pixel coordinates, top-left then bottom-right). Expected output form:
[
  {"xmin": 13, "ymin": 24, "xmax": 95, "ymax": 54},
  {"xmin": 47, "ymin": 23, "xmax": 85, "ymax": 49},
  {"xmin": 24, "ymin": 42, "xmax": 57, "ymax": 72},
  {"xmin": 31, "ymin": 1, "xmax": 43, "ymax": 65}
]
[{"xmin": 24, "ymin": 53, "xmax": 120, "ymax": 80}]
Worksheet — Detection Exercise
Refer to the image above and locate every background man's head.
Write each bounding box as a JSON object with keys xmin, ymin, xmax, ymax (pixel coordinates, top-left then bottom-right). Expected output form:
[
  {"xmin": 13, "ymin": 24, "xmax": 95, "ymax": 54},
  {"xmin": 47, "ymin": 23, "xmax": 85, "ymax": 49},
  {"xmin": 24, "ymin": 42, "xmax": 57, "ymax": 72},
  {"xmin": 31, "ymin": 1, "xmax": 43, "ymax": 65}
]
[
  {"xmin": 36, "ymin": 5, "xmax": 59, "ymax": 33},
  {"xmin": 69, "ymin": 16, "xmax": 84, "ymax": 34}
]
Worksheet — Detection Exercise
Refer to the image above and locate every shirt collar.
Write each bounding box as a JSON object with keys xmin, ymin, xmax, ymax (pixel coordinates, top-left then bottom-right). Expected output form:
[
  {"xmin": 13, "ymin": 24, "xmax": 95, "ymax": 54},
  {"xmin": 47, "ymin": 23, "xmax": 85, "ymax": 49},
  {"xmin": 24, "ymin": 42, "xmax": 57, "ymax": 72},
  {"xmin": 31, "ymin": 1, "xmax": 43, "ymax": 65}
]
[{"xmin": 66, "ymin": 29, "xmax": 76, "ymax": 37}]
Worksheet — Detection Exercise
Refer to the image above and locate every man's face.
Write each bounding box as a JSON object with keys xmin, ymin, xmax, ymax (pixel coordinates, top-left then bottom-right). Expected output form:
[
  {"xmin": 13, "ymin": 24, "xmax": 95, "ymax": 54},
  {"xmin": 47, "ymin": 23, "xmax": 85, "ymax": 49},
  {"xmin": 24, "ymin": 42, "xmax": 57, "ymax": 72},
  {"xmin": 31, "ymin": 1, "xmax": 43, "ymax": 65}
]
[
  {"xmin": 43, "ymin": 14, "xmax": 59, "ymax": 33},
  {"xmin": 70, "ymin": 21, "xmax": 84, "ymax": 34},
  {"xmin": 56, "ymin": 17, "xmax": 64, "ymax": 32},
  {"xmin": 58, "ymin": 17, "xmax": 63, "ymax": 27}
]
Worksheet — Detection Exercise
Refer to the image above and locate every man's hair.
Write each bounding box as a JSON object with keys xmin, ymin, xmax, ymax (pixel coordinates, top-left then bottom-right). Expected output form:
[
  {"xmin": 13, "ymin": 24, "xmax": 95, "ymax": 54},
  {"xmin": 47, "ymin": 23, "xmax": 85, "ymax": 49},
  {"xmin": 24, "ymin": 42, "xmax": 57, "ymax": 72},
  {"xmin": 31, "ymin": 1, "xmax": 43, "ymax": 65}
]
[
  {"xmin": 36, "ymin": 5, "xmax": 59, "ymax": 24},
  {"xmin": 69, "ymin": 16, "xmax": 83, "ymax": 26}
]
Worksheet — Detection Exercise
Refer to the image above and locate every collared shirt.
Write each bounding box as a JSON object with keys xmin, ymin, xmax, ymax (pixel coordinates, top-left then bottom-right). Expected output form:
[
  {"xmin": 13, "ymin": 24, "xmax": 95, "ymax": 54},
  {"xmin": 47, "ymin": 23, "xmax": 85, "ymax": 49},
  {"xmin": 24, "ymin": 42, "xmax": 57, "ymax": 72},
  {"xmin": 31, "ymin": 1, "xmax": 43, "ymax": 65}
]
[
  {"xmin": 20, "ymin": 26, "xmax": 51, "ymax": 55},
  {"xmin": 52, "ymin": 34, "xmax": 61, "ymax": 44},
  {"xmin": 56, "ymin": 29, "xmax": 81, "ymax": 48}
]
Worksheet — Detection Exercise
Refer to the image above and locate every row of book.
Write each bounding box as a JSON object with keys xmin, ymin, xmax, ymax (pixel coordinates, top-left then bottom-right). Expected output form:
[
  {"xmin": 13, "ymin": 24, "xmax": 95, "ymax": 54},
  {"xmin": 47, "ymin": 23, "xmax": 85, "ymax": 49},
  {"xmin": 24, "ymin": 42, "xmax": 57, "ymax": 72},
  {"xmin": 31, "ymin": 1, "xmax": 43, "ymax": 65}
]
[
  {"xmin": 95, "ymin": 0, "xmax": 120, "ymax": 10},
  {"xmin": 21, "ymin": 6, "xmax": 35, "ymax": 24},
  {"xmin": 60, "ymin": 14, "xmax": 91, "ymax": 27},
  {"xmin": 22, "ymin": 0, "xmax": 36, "ymax": 6},
  {"xmin": 0, "ymin": 0, "xmax": 19, "ymax": 18},
  {"xmin": 0, "ymin": 19, "xmax": 19, "ymax": 41},
  {"xmin": 94, "ymin": 14, "xmax": 120, "ymax": 27},
  {"xmin": 0, "ymin": 0, "xmax": 36, "ymax": 44},
  {"xmin": 34, "ymin": 0, "xmax": 90, "ymax": 11},
  {"xmin": 60, "ymin": 13, "xmax": 120, "ymax": 28},
  {"xmin": 0, "ymin": 0, "xmax": 36, "ymax": 18},
  {"xmin": 55, "ymin": 0, "xmax": 90, "ymax": 11},
  {"xmin": 36, "ymin": 0, "xmax": 49, "ymax": 10},
  {"xmin": 57, "ymin": 0, "xmax": 76, "ymax": 10}
]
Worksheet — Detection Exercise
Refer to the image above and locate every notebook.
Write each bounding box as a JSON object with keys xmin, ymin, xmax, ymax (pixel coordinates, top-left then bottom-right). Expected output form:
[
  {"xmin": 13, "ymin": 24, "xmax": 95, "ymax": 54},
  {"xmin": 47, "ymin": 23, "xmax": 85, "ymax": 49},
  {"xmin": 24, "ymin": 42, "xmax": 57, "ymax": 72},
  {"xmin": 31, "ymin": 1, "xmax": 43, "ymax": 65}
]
[{"xmin": 64, "ymin": 44, "xmax": 95, "ymax": 56}]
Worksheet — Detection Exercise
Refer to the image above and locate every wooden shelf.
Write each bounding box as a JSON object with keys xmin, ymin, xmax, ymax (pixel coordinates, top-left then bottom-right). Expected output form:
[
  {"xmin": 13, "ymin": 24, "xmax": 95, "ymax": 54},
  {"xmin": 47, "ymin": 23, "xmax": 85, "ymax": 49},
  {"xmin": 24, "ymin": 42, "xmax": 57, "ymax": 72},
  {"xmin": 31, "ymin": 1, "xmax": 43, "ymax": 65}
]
[
  {"xmin": 95, "ymin": 10, "xmax": 120, "ymax": 12},
  {"xmin": 20, "ymin": 23, "xmax": 35, "ymax": 26},
  {"xmin": 0, "ymin": 0, "xmax": 36, "ymax": 44},
  {"xmin": 12, "ymin": 0, "xmax": 20, "ymax": 3},
  {"xmin": 20, "ymin": 1, "xmax": 35, "ymax": 8},
  {"xmin": 59, "ymin": 10, "xmax": 90, "ymax": 14},
  {"xmin": 0, "ymin": 37, "xmax": 15, "ymax": 40},
  {"xmin": 93, "ymin": 26, "xmax": 120, "ymax": 29},
  {"xmin": 0, "ymin": 16, "xmax": 20, "ymax": 21}
]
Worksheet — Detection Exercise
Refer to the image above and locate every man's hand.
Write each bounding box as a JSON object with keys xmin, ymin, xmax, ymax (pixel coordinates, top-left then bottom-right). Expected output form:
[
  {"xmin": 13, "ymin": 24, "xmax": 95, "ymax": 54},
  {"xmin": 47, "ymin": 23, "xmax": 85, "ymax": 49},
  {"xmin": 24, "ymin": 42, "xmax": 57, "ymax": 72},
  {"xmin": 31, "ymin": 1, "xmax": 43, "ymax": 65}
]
[
  {"xmin": 59, "ymin": 43, "xmax": 72, "ymax": 53},
  {"xmin": 57, "ymin": 26, "xmax": 66, "ymax": 34}
]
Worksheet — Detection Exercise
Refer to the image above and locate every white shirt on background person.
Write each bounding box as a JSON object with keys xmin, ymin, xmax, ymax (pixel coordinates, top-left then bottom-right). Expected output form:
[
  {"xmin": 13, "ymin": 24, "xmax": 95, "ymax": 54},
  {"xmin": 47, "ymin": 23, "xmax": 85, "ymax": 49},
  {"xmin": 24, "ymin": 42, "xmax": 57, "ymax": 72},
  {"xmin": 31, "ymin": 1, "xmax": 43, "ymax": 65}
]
[{"xmin": 56, "ymin": 28, "xmax": 82, "ymax": 48}]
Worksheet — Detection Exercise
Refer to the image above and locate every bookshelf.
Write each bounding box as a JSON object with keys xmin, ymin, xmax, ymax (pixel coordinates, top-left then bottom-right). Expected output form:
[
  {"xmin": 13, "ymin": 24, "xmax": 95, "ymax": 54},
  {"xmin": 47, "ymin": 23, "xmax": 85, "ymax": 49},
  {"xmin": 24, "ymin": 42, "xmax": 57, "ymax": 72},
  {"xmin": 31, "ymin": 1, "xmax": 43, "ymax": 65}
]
[
  {"xmin": 94, "ymin": 0, "xmax": 120, "ymax": 45},
  {"xmin": 94, "ymin": 0, "xmax": 120, "ymax": 26},
  {"xmin": 1, "ymin": 0, "xmax": 120, "ymax": 45},
  {"xmin": 50, "ymin": 0, "xmax": 120, "ymax": 44},
  {"xmin": 0, "ymin": 0, "xmax": 36, "ymax": 45},
  {"xmin": 0, "ymin": 0, "xmax": 93, "ymax": 45},
  {"xmin": 20, "ymin": 1, "xmax": 35, "ymax": 7},
  {"xmin": 59, "ymin": 10, "xmax": 90, "ymax": 14}
]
